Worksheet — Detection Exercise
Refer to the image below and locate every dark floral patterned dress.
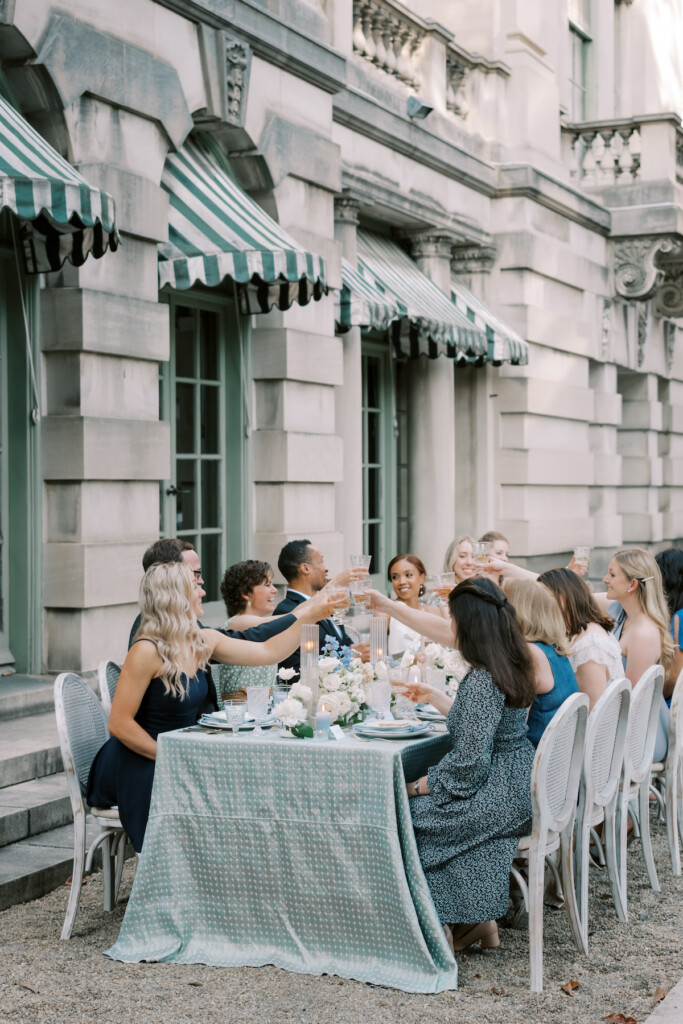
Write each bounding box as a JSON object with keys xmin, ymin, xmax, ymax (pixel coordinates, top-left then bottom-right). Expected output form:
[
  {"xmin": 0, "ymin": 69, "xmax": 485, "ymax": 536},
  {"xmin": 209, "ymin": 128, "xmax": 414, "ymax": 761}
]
[{"xmin": 410, "ymin": 667, "xmax": 534, "ymax": 923}]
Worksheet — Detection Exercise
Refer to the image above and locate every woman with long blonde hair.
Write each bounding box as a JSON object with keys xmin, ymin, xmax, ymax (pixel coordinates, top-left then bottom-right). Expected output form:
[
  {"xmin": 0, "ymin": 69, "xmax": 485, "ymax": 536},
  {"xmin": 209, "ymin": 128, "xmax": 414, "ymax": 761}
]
[
  {"xmin": 443, "ymin": 535, "xmax": 477, "ymax": 582},
  {"xmin": 504, "ymin": 578, "xmax": 578, "ymax": 747},
  {"xmin": 87, "ymin": 562, "xmax": 332, "ymax": 852}
]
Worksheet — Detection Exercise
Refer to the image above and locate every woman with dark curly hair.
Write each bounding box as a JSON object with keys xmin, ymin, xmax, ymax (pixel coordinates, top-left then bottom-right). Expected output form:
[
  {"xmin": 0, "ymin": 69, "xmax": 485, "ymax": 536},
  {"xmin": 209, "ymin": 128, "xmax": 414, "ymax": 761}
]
[
  {"xmin": 655, "ymin": 548, "xmax": 683, "ymax": 699},
  {"xmin": 215, "ymin": 559, "xmax": 302, "ymax": 704},
  {"xmin": 386, "ymin": 553, "xmax": 442, "ymax": 656}
]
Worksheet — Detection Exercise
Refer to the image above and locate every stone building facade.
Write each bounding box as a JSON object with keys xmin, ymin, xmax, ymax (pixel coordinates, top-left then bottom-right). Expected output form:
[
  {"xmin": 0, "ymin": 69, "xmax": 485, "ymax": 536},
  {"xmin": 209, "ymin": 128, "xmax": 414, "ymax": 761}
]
[{"xmin": 1, "ymin": 0, "xmax": 683, "ymax": 674}]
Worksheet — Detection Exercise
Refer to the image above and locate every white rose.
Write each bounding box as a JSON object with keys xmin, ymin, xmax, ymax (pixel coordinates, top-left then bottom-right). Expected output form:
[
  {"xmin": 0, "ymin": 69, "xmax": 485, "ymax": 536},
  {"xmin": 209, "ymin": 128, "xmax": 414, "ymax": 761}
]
[
  {"xmin": 321, "ymin": 672, "xmax": 343, "ymax": 692},
  {"xmin": 318, "ymin": 657, "xmax": 340, "ymax": 675},
  {"xmin": 275, "ymin": 697, "xmax": 308, "ymax": 728},
  {"xmin": 336, "ymin": 691, "xmax": 352, "ymax": 716},
  {"xmin": 319, "ymin": 693, "xmax": 342, "ymax": 721},
  {"xmin": 400, "ymin": 649, "xmax": 415, "ymax": 669},
  {"xmin": 374, "ymin": 661, "xmax": 389, "ymax": 680},
  {"xmin": 290, "ymin": 681, "xmax": 312, "ymax": 702},
  {"xmin": 277, "ymin": 667, "xmax": 298, "ymax": 682},
  {"xmin": 362, "ymin": 662, "xmax": 375, "ymax": 682}
]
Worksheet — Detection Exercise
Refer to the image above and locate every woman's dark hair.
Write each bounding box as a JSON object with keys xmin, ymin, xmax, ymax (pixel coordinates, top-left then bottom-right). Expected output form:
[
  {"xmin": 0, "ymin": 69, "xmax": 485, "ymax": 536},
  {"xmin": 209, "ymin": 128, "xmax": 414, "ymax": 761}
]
[
  {"xmin": 220, "ymin": 559, "xmax": 273, "ymax": 616},
  {"xmin": 655, "ymin": 548, "xmax": 683, "ymax": 617},
  {"xmin": 387, "ymin": 553, "xmax": 427, "ymax": 597},
  {"xmin": 538, "ymin": 567, "xmax": 614, "ymax": 637},
  {"xmin": 448, "ymin": 577, "xmax": 535, "ymax": 708}
]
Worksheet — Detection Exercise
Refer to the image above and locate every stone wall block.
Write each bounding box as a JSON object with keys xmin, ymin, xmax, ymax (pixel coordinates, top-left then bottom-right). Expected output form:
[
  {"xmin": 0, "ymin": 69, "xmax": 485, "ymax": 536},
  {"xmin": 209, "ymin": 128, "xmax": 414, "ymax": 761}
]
[
  {"xmin": 621, "ymin": 455, "xmax": 663, "ymax": 487},
  {"xmin": 44, "ymin": 542, "xmax": 144, "ymax": 607},
  {"xmin": 621, "ymin": 399, "xmax": 663, "ymax": 430},
  {"xmin": 259, "ymin": 115, "xmax": 341, "ymax": 193},
  {"xmin": 41, "ymin": 288, "xmax": 169, "ymax": 362},
  {"xmin": 592, "ymin": 391, "xmax": 622, "ymax": 426},
  {"xmin": 253, "ymin": 483, "xmax": 336, "ymax": 534},
  {"xmin": 42, "ymin": 417, "xmax": 170, "ymax": 480},
  {"xmin": 496, "ymin": 517, "xmax": 593, "ymax": 558},
  {"xmin": 75, "ymin": 165, "xmax": 169, "ymax": 242},
  {"xmin": 45, "ymin": 481, "xmax": 159, "ymax": 543},
  {"xmin": 252, "ymin": 430, "xmax": 343, "ymax": 482},
  {"xmin": 592, "ymin": 514, "xmax": 623, "ymax": 548},
  {"xmin": 254, "ymin": 380, "xmax": 336, "ymax": 433},
  {"xmin": 45, "ymin": 604, "xmax": 136, "ymax": 673},
  {"xmin": 56, "ymin": 236, "xmax": 159, "ymax": 302},
  {"xmin": 496, "ymin": 448, "xmax": 593, "ymax": 486},
  {"xmin": 497, "ymin": 378, "xmax": 594, "ymax": 421},
  {"xmin": 44, "ymin": 352, "xmax": 159, "ymax": 420},
  {"xmin": 252, "ymin": 531, "xmax": 345, "ymax": 585},
  {"xmin": 593, "ymin": 453, "xmax": 622, "ymax": 486},
  {"xmin": 251, "ymin": 329, "xmax": 343, "ymax": 385}
]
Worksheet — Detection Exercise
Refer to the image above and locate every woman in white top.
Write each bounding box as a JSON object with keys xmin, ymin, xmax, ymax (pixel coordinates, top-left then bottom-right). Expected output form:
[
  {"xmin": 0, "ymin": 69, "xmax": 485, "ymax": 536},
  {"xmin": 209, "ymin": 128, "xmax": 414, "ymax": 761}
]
[
  {"xmin": 386, "ymin": 553, "xmax": 442, "ymax": 656},
  {"xmin": 539, "ymin": 568, "xmax": 622, "ymax": 710}
]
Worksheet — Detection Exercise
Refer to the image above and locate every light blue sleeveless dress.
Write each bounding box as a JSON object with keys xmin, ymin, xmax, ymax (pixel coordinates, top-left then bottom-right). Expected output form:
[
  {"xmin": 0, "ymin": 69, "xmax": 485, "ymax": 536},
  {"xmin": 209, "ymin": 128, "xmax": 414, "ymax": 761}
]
[{"xmin": 526, "ymin": 642, "xmax": 579, "ymax": 747}]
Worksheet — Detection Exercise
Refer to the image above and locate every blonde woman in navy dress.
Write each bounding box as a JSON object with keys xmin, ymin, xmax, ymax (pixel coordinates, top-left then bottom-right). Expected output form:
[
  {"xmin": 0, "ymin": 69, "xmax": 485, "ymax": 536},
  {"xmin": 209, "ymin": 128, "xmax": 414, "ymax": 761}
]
[{"xmin": 87, "ymin": 562, "xmax": 331, "ymax": 852}]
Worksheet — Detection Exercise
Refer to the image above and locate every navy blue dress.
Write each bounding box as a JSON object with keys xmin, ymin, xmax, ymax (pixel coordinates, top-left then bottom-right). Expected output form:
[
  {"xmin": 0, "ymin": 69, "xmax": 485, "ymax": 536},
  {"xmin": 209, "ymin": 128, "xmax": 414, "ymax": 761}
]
[
  {"xmin": 87, "ymin": 651, "xmax": 209, "ymax": 852},
  {"xmin": 526, "ymin": 642, "xmax": 578, "ymax": 747}
]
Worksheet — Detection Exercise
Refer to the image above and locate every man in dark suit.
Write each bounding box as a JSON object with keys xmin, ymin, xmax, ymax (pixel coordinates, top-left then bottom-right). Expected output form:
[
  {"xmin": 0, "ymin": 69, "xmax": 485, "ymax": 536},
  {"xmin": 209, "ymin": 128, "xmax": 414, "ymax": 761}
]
[
  {"xmin": 129, "ymin": 539, "xmax": 298, "ymax": 713},
  {"xmin": 274, "ymin": 539, "xmax": 370, "ymax": 675}
]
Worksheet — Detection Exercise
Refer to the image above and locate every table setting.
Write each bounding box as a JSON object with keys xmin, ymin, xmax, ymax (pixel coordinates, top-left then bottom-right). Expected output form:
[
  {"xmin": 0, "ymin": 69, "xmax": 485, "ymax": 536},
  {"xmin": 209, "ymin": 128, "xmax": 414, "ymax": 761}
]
[{"xmin": 105, "ymin": 564, "xmax": 459, "ymax": 992}]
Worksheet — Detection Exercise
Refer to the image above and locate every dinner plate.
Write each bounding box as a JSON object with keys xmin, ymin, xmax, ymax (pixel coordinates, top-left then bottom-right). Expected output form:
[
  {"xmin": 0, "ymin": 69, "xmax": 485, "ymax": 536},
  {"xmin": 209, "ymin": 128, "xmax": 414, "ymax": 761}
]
[
  {"xmin": 198, "ymin": 713, "xmax": 275, "ymax": 731},
  {"xmin": 415, "ymin": 704, "xmax": 447, "ymax": 723},
  {"xmin": 352, "ymin": 721, "xmax": 431, "ymax": 741}
]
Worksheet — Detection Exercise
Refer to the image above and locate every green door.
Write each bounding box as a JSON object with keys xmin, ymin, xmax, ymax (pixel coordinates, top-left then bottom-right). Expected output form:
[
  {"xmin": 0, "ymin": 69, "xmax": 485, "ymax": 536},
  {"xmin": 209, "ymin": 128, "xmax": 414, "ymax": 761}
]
[
  {"xmin": 361, "ymin": 341, "xmax": 397, "ymax": 588},
  {"xmin": 160, "ymin": 293, "xmax": 247, "ymax": 624}
]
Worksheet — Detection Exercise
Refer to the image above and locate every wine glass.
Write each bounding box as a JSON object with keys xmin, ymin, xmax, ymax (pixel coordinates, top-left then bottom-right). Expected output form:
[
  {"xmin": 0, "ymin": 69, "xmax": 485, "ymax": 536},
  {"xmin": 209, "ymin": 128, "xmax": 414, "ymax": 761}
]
[
  {"xmin": 327, "ymin": 585, "xmax": 350, "ymax": 625},
  {"xmin": 225, "ymin": 701, "xmax": 246, "ymax": 735},
  {"xmin": 433, "ymin": 572, "xmax": 456, "ymax": 606}
]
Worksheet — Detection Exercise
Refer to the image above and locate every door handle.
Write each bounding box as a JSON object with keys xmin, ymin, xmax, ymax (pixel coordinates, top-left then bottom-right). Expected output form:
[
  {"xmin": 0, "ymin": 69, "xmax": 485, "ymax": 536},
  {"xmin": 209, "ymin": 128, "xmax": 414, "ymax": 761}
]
[{"xmin": 165, "ymin": 484, "xmax": 188, "ymax": 496}]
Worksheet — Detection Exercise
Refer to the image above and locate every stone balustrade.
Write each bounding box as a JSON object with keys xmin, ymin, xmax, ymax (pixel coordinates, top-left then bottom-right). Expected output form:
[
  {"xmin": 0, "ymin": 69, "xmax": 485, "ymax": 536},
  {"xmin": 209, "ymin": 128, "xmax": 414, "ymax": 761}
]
[
  {"xmin": 562, "ymin": 114, "xmax": 683, "ymax": 188},
  {"xmin": 352, "ymin": 0, "xmax": 427, "ymax": 90}
]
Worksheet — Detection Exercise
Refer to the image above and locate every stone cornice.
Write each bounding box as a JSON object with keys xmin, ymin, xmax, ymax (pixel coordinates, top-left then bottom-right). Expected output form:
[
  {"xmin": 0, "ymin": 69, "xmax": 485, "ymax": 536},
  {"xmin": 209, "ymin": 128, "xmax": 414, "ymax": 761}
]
[
  {"xmin": 334, "ymin": 196, "xmax": 361, "ymax": 225},
  {"xmin": 156, "ymin": 0, "xmax": 346, "ymax": 96}
]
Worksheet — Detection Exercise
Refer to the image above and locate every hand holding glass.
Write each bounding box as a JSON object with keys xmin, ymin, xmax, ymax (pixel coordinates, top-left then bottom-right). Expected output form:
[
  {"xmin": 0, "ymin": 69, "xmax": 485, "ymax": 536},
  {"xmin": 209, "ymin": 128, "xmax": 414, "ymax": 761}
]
[
  {"xmin": 472, "ymin": 541, "xmax": 491, "ymax": 567},
  {"xmin": 434, "ymin": 572, "xmax": 456, "ymax": 606},
  {"xmin": 573, "ymin": 546, "xmax": 590, "ymax": 569},
  {"xmin": 350, "ymin": 579, "xmax": 370, "ymax": 610},
  {"xmin": 327, "ymin": 585, "xmax": 350, "ymax": 624}
]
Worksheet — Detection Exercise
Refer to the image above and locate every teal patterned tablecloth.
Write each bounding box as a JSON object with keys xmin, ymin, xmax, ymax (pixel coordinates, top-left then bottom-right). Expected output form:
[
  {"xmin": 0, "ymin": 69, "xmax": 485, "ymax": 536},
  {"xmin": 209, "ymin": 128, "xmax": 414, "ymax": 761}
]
[{"xmin": 106, "ymin": 728, "xmax": 458, "ymax": 992}]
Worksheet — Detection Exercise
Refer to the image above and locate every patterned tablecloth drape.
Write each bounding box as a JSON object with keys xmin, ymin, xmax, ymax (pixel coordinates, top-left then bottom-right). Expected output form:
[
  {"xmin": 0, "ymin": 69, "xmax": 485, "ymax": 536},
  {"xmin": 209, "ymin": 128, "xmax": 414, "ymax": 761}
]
[{"xmin": 106, "ymin": 728, "xmax": 458, "ymax": 992}]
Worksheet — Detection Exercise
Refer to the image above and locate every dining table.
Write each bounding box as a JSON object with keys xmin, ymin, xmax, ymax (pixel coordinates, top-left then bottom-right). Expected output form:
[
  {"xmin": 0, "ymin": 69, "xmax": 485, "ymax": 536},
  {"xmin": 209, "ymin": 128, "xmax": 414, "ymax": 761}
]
[{"xmin": 105, "ymin": 723, "xmax": 458, "ymax": 992}]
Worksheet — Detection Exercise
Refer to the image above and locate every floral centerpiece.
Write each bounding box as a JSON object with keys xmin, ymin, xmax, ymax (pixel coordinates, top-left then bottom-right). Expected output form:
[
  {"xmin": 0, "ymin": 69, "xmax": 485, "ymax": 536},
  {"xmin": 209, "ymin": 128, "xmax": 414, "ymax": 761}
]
[
  {"xmin": 315, "ymin": 636, "xmax": 373, "ymax": 727},
  {"xmin": 400, "ymin": 641, "xmax": 469, "ymax": 698},
  {"xmin": 272, "ymin": 679, "xmax": 315, "ymax": 738}
]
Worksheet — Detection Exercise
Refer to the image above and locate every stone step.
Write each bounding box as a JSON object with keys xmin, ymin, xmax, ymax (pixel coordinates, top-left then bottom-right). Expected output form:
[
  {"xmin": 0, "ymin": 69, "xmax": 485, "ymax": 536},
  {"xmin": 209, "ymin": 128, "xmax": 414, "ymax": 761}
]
[
  {"xmin": 0, "ymin": 774, "xmax": 72, "ymax": 848},
  {"xmin": 0, "ymin": 674, "xmax": 57, "ymax": 722},
  {"xmin": 0, "ymin": 820, "xmax": 102, "ymax": 912},
  {"xmin": 0, "ymin": 710, "xmax": 63, "ymax": 788}
]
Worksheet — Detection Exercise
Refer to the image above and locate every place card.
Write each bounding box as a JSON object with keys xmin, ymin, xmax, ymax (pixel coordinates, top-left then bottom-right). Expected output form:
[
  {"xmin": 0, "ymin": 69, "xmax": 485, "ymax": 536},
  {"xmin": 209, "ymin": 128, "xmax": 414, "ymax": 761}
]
[{"xmin": 329, "ymin": 725, "xmax": 345, "ymax": 741}]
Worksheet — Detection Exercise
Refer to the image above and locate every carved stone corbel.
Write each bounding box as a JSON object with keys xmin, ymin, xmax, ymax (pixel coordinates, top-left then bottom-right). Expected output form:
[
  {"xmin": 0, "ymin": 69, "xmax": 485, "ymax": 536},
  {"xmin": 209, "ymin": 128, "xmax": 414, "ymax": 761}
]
[
  {"xmin": 451, "ymin": 244, "xmax": 497, "ymax": 275},
  {"xmin": 195, "ymin": 25, "xmax": 251, "ymax": 130},
  {"xmin": 600, "ymin": 298, "xmax": 613, "ymax": 362},
  {"xmin": 408, "ymin": 234, "xmax": 455, "ymax": 261},
  {"xmin": 334, "ymin": 196, "xmax": 362, "ymax": 225},
  {"xmin": 664, "ymin": 320, "xmax": 677, "ymax": 373},
  {"xmin": 613, "ymin": 237, "xmax": 667, "ymax": 301}
]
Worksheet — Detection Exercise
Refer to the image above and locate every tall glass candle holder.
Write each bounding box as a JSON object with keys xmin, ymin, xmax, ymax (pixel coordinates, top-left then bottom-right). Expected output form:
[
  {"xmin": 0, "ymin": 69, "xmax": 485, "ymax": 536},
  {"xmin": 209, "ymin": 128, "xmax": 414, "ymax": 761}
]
[
  {"xmin": 300, "ymin": 624, "xmax": 319, "ymax": 723},
  {"xmin": 370, "ymin": 615, "xmax": 388, "ymax": 665}
]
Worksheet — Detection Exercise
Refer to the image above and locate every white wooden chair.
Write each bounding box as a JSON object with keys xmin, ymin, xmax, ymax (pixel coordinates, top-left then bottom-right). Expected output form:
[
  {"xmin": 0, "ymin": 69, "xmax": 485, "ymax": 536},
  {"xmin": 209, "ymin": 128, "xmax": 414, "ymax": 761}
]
[
  {"xmin": 650, "ymin": 668, "xmax": 683, "ymax": 875},
  {"xmin": 574, "ymin": 677, "xmax": 631, "ymax": 952},
  {"xmin": 98, "ymin": 659, "xmax": 121, "ymax": 717},
  {"xmin": 511, "ymin": 691, "xmax": 589, "ymax": 992},
  {"xmin": 614, "ymin": 664, "xmax": 665, "ymax": 918},
  {"xmin": 54, "ymin": 672, "xmax": 127, "ymax": 940}
]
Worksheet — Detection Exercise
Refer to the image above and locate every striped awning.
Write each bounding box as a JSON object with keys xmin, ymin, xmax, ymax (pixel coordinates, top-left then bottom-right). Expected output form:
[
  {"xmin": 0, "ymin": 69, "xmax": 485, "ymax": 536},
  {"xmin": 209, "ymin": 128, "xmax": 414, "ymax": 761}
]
[
  {"xmin": 356, "ymin": 231, "xmax": 487, "ymax": 359},
  {"xmin": 336, "ymin": 257, "xmax": 406, "ymax": 332},
  {"xmin": 159, "ymin": 135, "xmax": 327, "ymax": 314},
  {"xmin": 451, "ymin": 277, "xmax": 528, "ymax": 365},
  {"xmin": 0, "ymin": 96, "xmax": 118, "ymax": 273}
]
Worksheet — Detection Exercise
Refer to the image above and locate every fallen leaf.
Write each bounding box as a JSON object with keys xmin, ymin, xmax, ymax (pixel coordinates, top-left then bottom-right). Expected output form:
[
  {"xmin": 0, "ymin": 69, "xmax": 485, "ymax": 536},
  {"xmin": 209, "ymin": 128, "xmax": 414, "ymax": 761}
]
[
  {"xmin": 379, "ymin": 1001, "xmax": 389, "ymax": 1007},
  {"xmin": 653, "ymin": 987, "xmax": 668, "ymax": 1004},
  {"xmin": 602, "ymin": 1015, "xmax": 638, "ymax": 1023},
  {"xmin": 18, "ymin": 984, "xmax": 38, "ymax": 994},
  {"xmin": 187, "ymin": 982, "xmax": 202, "ymax": 987},
  {"xmin": 491, "ymin": 986, "xmax": 505, "ymax": 995},
  {"xmin": 561, "ymin": 980, "xmax": 580, "ymax": 995},
  {"xmin": 474, "ymin": 973, "xmax": 482, "ymax": 980}
]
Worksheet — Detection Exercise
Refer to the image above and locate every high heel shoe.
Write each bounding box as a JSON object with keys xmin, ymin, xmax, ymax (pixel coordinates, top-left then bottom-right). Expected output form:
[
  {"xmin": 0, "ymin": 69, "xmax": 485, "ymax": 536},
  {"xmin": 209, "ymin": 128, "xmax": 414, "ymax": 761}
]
[{"xmin": 450, "ymin": 920, "xmax": 500, "ymax": 951}]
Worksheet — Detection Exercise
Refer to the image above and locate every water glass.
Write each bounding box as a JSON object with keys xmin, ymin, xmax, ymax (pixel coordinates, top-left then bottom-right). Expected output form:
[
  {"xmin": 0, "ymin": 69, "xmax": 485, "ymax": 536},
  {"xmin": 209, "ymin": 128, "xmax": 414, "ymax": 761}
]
[
  {"xmin": 350, "ymin": 579, "xmax": 370, "ymax": 610},
  {"xmin": 225, "ymin": 701, "xmax": 246, "ymax": 734},
  {"xmin": 472, "ymin": 541, "xmax": 491, "ymax": 566},
  {"xmin": 350, "ymin": 554, "xmax": 372, "ymax": 570},
  {"xmin": 368, "ymin": 678, "xmax": 392, "ymax": 720},
  {"xmin": 327, "ymin": 585, "xmax": 350, "ymax": 625},
  {"xmin": 246, "ymin": 686, "xmax": 270, "ymax": 723}
]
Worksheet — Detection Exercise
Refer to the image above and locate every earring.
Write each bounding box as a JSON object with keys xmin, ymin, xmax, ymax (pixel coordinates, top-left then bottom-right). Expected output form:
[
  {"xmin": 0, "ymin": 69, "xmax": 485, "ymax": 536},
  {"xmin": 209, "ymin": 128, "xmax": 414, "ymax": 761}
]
[{"xmin": 419, "ymin": 584, "xmax": 426, "ymax": 597}]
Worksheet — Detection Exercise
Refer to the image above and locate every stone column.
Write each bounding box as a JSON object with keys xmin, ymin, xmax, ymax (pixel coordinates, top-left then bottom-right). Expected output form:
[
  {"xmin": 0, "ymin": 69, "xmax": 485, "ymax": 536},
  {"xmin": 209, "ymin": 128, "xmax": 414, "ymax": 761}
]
[
  {"xmin": 617, "ymin": 370, "xmax": 664, "ymax": 543},
  {"xmin": 589, "ymin": 359, "xmax": 623, "ymax": 564},
  {"xmin": 334, "ymin": 197, "xmax": 363, "ymax": 563},
  {"xmin": 41, "ymin": 100, "xmax": 171, "ymax": 671},
  {"xmin": 406, "ymin": 234, "xmax": 456, "ymax": 576}
]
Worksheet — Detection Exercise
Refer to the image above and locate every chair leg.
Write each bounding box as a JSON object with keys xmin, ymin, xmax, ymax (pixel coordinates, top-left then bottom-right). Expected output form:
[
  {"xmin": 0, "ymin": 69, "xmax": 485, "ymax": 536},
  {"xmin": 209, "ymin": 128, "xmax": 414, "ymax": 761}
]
[
  {"xmin": 573, "ymin": 818, "xmax": 590, "ymax": 955},
  {"xmin": 560, "ymin": 826, "xmax": 584, "ymax": 955},
  {"xmin": 589, "ymin": 826, "xmax": 606, "ymax": 867},
  {"xmin": 606, "ymin": 791, "xmax": 628, "ymax": 922},
  {"xmin": 665, "ymin": 767, "xmax": 681, "ymax": 876},
  {"xmin": 61, "ymin": 808, "xmax": 86, "ymax": 940},
  {"xmin": 113, "ymin": 831, "xmax": 126, "ymax": 902},
  {"xmin": 544, "ymin": 852, "xmax": 564, "ymax": 899},
  {"xmin": 101, "ymin": 834, "xmax": 115, "ymax": 912},
  {"xmin": 639, "ymin": 780, "xmax": 660, "ymax": 893},
  {"xmin": 510, "ymin": 864, "xmax": 530, "ymax": 912},
  {"xmin": 528, "ymin": 846, "xmax": 546, "ymax": 993}
]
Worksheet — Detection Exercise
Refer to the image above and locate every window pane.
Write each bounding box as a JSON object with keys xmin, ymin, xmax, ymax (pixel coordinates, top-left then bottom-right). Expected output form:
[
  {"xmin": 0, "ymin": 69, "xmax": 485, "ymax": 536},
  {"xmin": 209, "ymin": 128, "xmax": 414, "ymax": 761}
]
[
  {"xmin": 201, "ymin": 533, "xmax": 221, "ymax": 604},
  {"xmin": 176, "ymin": 383, "xmax": 195, "ymax": 453},
  {"xmin": 176, "ymin": 459, "xmax": 197, "ymax": 531},
  {"xmin": 175, "ymin": 307, "xmax": 196, "ymax": 378},
  {"xmin": 366, "ymin": 356, "xmax": 380, "ymax": 408},
  {"xmin": 368, "ymin": 412, "xmax": 380, "ymax": 465},
  {"xmin": 398, "ymin": 466, "xmax": 408, "ymax": 518},
  {"xmin": 199, "ymin": 310, "xmax": 219, "ymax": 381},
  {"xmin": 201, "ymin": 459, "xmax": 221, "ymax": 529},
  {"xmin": 200, "ymin": 385, "xmax": 220, "ymax": 454},
  {"xmin": 368, "ymin": 466, "xmax": 380, "ymax": 520},
  {"xmin": 367, "ymin": 522, "xmax": 381, "ymax": 575}
]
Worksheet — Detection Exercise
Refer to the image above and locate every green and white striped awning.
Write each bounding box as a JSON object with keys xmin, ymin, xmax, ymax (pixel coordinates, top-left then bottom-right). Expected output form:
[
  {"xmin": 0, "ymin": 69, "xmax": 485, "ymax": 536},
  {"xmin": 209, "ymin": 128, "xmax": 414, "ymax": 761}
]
[
  {"xmin": 159, "ymin": 135, "xmax": 327, "ymax": 314},
  {"xmin": 0, "ymin": 96, "xmax": 118, "ymax": 273},
  {"xmin": 356, "ymin": 231, "xmax": 487, "ymax": 359},
  {"xmin": 336, "ymin": 256, "xmax": 406, "ymax": 332},
  {"xmin": 451, "ymin": 277, "xmax": 528, "ymax": 365}
]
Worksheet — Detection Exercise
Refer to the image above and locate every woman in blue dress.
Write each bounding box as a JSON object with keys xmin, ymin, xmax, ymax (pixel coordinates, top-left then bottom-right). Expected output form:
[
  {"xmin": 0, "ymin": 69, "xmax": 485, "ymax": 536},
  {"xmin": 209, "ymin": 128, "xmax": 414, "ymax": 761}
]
[
  {"xmin": 504, "ymin": 577, "xmax": 579, "ymax": 746},
  {"xmin": 87, "ymin": 562, "xmax": 331, "ymax": 852}
]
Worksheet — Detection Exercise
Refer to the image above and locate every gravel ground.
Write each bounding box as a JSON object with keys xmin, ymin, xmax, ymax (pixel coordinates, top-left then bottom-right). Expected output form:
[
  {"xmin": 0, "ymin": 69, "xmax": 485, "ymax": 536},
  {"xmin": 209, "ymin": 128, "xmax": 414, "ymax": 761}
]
[{"xmin": 2, "ymin": 821, "xmax": 682, "ymax": 1024}]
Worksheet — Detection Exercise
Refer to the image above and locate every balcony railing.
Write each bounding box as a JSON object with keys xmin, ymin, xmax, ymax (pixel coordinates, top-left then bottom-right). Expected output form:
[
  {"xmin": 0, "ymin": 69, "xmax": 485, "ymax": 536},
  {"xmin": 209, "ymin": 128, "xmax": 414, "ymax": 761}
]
[{"xmin": 562, "ymin": 114, "xmax": 683, "ymax": 188}]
